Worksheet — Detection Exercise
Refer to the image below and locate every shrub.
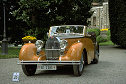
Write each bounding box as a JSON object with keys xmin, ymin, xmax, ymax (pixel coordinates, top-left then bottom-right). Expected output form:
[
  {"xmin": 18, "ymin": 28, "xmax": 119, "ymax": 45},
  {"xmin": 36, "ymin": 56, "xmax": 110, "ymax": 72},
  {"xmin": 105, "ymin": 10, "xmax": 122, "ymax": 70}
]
[
  {"xmin": 96, "ymin": 35, "xmax": 108, "ymax": 43},
  {"xmin": 87, "ymin": 28, "xmax": 100, "ymax": 37},
  {"xmin": 107, "ymin": 29, "xmax": 111, "ymax": 41}
]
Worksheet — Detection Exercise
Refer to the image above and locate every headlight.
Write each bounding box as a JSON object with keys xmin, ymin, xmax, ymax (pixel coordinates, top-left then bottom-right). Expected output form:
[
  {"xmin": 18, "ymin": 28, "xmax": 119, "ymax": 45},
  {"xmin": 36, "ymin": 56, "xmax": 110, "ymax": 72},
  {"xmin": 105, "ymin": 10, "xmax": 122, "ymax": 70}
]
[
  {"xmin": 35, "ymin": 40, "xmax": 44, "ymax": 50},
  {"xmin": 60, "ymin": 40, "xmax": 67, "ymax": 50}
]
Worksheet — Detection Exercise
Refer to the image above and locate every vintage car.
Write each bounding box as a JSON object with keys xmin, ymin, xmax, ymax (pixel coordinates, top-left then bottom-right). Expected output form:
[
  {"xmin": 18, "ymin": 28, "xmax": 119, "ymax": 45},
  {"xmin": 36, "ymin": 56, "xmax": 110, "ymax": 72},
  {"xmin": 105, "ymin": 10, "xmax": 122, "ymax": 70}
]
[{"xmin": 18, "ymin": 25, "xmax": 99, "ymax": 76}]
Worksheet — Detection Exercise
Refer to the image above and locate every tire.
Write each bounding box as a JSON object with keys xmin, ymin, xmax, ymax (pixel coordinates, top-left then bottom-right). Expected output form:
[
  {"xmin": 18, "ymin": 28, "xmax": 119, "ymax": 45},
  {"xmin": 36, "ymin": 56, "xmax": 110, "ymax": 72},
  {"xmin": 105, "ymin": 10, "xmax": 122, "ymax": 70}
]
[
  {"xmin": 73, "ymin": 52, "xmax": 84, "ymax": 76},
  {"xmin": 22, "ymin": 65, "xmax": 37, "ymax": 76},
  {"xmin": 92, "ymin": 44, "xmax": 99, "ymax": 64}
]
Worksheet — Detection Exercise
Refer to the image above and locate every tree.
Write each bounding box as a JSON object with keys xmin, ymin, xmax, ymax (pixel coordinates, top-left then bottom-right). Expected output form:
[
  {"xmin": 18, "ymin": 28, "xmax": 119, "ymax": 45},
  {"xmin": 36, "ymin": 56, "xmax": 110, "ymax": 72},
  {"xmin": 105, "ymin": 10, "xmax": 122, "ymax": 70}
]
[
  {"xmin": 0, "ymin": 0, "xmax": 29, "ymax": 43},
  {"xmin": 109, "ymin": 0, "xmax": 126, "ymax": 48},
  {"xmin": 12, "ymin": 0, "xmax": 92, "ymax": 40},
  {"xmin": 93, "ymin": 0, "xmax": 103, "ymax": 3}
]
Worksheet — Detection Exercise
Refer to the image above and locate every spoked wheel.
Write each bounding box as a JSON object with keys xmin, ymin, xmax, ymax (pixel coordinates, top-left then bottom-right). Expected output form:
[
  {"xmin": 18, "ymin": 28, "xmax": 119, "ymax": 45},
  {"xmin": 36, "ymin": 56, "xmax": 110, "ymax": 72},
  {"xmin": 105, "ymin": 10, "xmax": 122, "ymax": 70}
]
[
  {"xmin": 73, "ymin": 52, "xmax": 84, "ymax": 76},
  {"xmin": 22, "ymin": 64, "xmax": 37, "ymax": 76}
]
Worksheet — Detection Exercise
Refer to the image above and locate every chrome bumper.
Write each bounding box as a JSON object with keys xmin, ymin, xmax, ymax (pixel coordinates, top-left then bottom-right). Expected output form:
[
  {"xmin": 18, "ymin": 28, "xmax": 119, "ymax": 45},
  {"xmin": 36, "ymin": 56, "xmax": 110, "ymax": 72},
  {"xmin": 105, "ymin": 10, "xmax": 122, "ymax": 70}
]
[{"xmin": 17, "ymin": 60, "xmax": 81, "ymax": 65}]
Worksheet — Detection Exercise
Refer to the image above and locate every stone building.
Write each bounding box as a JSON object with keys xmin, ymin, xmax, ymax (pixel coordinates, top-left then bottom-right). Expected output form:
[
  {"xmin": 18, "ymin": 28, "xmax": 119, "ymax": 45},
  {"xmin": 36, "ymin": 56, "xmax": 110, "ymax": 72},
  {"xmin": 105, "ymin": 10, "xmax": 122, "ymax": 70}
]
[{"xmin": 88, "ymin": 1, "xmax": 110, "ymax": 29}]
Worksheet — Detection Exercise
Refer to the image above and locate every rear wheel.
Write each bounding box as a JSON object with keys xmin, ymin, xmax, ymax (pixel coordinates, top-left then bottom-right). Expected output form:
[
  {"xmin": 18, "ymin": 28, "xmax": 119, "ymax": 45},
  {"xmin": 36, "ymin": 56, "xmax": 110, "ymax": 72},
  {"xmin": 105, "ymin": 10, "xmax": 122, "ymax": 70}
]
[
  {"xmin": 22, "ymin": 65, "xmax": 37, "ymax": 76},
  {"xmin": 73, "ymin": 52, "xmax": 84, "ymax": 76},
  {"xmin": 92, "ymin": 44, "xmax": 99, "ymax": 64},
  {"xmin": 92, "ymin": 50, "xmax": 99, "ymax": 64}
]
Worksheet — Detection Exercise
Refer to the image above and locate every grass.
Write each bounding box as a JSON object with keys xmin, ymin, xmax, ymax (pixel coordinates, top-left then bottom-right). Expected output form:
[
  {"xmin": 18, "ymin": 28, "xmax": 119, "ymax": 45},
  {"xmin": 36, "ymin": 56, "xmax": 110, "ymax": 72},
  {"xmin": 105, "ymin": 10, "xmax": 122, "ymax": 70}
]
[
  {"xmin": 99, "ymin": 40, "xmax": 115, "ymax": 46},
  {"xmin": 0, "ymin": 47, "xmax": 21, "ymax": 59}
]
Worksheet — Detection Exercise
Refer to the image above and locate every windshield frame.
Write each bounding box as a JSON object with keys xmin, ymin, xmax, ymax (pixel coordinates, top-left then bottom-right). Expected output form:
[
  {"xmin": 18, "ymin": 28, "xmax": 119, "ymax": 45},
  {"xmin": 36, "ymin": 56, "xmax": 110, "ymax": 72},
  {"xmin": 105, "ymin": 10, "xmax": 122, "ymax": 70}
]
[{"xmin": 49, "ymin": 25, "xmax": 86, "ymax": 37}]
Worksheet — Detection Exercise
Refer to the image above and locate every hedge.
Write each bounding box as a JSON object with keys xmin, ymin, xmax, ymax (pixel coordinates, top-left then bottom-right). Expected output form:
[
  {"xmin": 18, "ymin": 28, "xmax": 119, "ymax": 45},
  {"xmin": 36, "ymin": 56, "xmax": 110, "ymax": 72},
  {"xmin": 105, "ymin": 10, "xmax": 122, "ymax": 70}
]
[
  {"xmin": 96, "ymin": 35, "xmax": 108, "ymax": 43},
  {"xmin": 87, "ymin": 28, "xmax": 100, "ymax": 37},
  {"xmin": 109, "ymin": 0, "xmax": 126, "ymax": 48}
]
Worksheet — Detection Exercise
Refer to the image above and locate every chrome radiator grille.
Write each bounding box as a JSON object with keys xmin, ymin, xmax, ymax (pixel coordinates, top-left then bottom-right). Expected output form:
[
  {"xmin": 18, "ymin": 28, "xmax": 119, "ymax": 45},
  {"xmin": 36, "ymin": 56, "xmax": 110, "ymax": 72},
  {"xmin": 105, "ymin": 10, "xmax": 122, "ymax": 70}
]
[{"xmin": 45, "ymin": 37, "xmax": 60, "ymax": 60}]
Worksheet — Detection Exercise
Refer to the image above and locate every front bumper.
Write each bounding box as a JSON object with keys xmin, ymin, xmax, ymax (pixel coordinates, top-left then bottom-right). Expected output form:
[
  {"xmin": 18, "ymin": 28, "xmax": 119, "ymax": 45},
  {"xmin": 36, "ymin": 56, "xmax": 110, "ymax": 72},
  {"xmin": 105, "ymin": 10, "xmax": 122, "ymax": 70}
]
[{"xmin": 17, "ymin": 60, "xmax": 81, "ymax": 65}]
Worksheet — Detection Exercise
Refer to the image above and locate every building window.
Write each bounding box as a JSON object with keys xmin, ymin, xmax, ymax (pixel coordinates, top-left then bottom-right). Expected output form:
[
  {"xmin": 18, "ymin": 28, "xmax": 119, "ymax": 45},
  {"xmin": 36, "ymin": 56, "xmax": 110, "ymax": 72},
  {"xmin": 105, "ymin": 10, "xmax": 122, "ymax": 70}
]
[{"xmin": 93, "ymin": 16, "xmax": 96, "ymax": 26}]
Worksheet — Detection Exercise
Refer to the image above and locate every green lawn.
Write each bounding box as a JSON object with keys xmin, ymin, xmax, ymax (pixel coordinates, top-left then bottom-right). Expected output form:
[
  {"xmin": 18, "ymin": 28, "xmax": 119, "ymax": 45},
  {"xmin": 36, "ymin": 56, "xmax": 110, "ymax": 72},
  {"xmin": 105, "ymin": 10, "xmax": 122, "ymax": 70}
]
[
  {"xmin": 99, "ymin": 41, "xmax": 114, "ymax": 46},
  {"xmin": 0, "ymin": 47, "xmax": 20, "ymax": 59}
]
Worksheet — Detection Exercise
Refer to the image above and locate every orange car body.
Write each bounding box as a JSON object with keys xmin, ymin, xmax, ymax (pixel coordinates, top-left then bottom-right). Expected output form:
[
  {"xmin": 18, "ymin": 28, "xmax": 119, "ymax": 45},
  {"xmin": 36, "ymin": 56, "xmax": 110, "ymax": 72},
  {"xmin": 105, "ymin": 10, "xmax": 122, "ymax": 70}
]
[
  {"xmin": 19, "ymin": 26, "xmax": 97, "ymax": 64},
  {"xmin": 18, "ymin": 25, "xmax": 99, "ymax": 76}
]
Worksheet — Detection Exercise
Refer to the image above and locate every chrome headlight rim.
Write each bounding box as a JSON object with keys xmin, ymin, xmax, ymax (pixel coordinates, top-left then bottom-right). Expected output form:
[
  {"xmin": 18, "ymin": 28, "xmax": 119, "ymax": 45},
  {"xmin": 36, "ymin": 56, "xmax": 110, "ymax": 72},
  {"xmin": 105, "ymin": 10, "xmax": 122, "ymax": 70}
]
[
  {"xmin": 60, "ymin": 39, "xmax": 67, "ymax": 50},
  {"xmin": 35, "ymin": 40, "xmax": 44, "ymax": 49}
]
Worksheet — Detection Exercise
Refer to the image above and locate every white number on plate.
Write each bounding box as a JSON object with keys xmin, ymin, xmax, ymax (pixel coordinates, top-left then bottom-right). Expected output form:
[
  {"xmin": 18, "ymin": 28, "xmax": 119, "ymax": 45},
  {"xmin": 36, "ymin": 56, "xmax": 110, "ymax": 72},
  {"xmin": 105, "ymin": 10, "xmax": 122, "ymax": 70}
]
[{"xmin": 37, "ymin": 65, "xmax": 56, "ymax": 70}]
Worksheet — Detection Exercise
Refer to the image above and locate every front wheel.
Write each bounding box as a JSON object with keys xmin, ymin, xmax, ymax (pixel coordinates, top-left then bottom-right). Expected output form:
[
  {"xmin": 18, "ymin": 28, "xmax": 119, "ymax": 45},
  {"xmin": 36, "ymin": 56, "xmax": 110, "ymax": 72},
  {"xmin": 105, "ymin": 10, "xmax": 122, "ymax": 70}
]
[
  {"xmin": 73, "ymin": 52, "xmax": 84, "ymax": 76},
  {"xmin": 22, "ymin": 65, "xmax": 37, "ymax": 76}
]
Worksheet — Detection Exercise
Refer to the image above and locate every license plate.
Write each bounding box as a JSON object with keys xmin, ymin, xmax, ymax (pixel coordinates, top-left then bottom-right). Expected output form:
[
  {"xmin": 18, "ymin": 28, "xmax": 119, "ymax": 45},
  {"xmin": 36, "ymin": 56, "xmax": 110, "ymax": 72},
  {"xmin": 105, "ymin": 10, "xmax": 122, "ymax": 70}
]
[{"xmin": 37, "ymin": 65, "xmax": 57, "ymax": 70}]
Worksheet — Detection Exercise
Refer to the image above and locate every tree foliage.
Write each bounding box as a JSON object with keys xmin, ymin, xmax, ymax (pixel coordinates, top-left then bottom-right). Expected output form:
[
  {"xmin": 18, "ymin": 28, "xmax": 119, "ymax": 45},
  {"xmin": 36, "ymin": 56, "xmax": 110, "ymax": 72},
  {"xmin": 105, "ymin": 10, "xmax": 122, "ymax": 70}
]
[
  {"xmin": 13, "ymin": 0, "xmax": 92, "ymax": 25},
  {"xmin": 92, "ymin": 0, "xmax": 104, "ymax": 3},
  {"xmin": 0, "ymin": 0, "xmax": 27, "ymax": 42},
  {"xmin": 109, "ymin": 0, "xmax": 126, "ymax": 48},
  {"xmin": 1, "ymin": 0, "xmax": 92, "ymax": 42},
  {"xmin": 12, "ymin": 0, "xmax": 92, "ymax": 40}
]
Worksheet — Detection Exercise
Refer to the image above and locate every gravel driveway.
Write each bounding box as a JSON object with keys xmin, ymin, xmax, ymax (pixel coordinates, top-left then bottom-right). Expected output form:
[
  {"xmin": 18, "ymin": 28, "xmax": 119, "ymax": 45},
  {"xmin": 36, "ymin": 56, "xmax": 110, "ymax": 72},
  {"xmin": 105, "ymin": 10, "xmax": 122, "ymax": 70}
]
[{"xmin": 0, "ymin": 46, "xmax": 126, "ymax": 84}]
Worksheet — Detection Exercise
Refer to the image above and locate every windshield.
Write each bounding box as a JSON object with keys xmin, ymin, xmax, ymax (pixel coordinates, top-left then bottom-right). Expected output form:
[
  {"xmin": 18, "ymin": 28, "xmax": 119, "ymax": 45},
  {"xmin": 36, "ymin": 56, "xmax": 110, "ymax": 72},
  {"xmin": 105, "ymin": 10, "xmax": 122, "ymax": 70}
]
[{"xmin": 50, "ymin": 25, "xmax": 84, "ymax": 36}]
